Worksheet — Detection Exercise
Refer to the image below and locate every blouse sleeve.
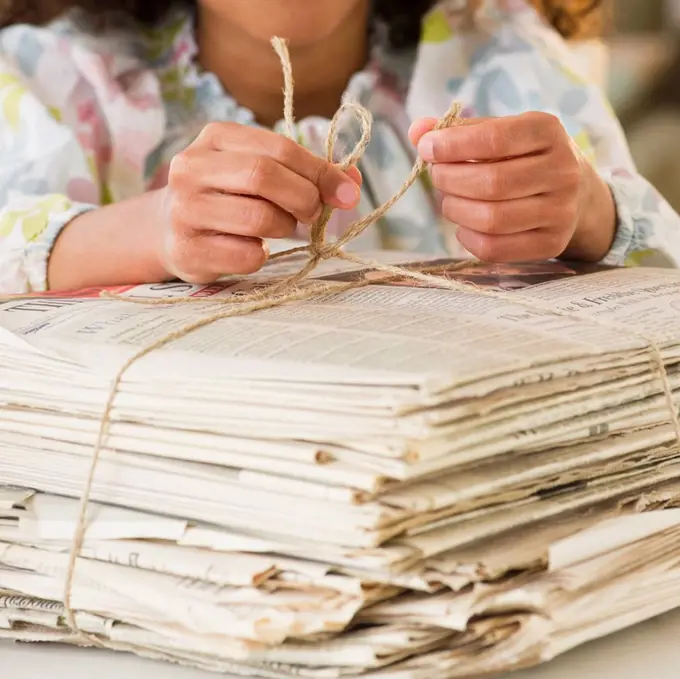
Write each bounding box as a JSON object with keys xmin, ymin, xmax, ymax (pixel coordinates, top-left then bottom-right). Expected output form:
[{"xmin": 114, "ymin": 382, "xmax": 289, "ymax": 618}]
[
  {"xmin": 0, "ymin": 24, "xmax": 101, "ymax": 294},
  {"xmin": 407, "ymin": 3, "xmax": 680, "ymax": 267}
]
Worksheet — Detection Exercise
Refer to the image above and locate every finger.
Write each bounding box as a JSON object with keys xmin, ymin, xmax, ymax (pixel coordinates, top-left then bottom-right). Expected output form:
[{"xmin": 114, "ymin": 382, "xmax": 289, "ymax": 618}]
[
  {"xmin": 456, "ymin": 226, "xmax": 570, "ymax": 263},
  {"xmin": 408, "ymin": 116, "xmax": 491, "ymax": 146},
  {"xmin": 171, "ymin": 150, "xmax": 328, "ymax": 224},
  {"xmin": 431, "ymin": 152, "xmax": 580, "ymax": 201},
  {"xmin": 167, "ymin": 233, "xmax": 269, "ymax": 284},
  {"xmin": 174, "ymin": 194, "xmax": 297, "ymax": 239},
  {"xmin": 345, "ymin": 165, "xmax": 363, "ymax": 187},
  {"xmin": 408, "ymin": 118, "xmax": 438, "ymax": 146},
  {"xmin": 196, "ymin": 122, "xmax": 361, "ymax": 208},
  {"xmin": 418, "ymin": 112, "xmax": 564, "ymax": 163},
  {"xmin": 442, "ymin": 194, "xmax": 576, "ymax": 236}
]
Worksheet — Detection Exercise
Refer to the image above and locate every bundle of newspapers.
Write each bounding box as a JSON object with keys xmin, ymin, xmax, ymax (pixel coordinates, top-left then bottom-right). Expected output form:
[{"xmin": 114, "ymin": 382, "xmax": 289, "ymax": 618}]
[{"xmin": 3, "ymin": 252, "xmax": 680, "ymax": 678}]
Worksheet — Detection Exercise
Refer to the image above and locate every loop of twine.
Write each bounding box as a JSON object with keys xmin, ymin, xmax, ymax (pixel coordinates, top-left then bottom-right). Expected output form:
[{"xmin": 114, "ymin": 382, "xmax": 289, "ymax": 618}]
[{"xmin": 4, "ymin": 37, "xmax": 677, "ymax": 647}]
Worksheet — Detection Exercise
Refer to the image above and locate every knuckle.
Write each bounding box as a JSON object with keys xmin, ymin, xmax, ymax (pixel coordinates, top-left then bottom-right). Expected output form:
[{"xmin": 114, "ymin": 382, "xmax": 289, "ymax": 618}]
[
  {"xmin": 249, "ymin": 203, "xmax": 277, "ymax": 237},
  {"xmin": 248, "ymin": 156, "xmax": 277, "ymax": 193},
  {"xmin": 279, "ymin": 213, "xmax": 298, "ymax": 237},
  {"xmin": 431, "ymin": 135, "xmax": 450, "ymax": 160},
  {"xmin": 483, "ymin": 126, "xmax": 507, "ymax": 158},
  {"xmin": 531, "ymin": 111, "xmax": 562, "ymax": 137},
  {"xmin": 440, "ymin": 196, "xmax": 458, "ymax": 224},
  {"xmin": 298, "ymin": 187, "xmax": 323, "ymax": 223},
  {"xmin": 430, "ymin": 164, "xmax": 450, "ymax": 191},
  {"xmin": 473, "ymin": 237, "xmax": 499, "ymax": 262},
  {"xmin": 197, "ymin": 121, "xmax": 233, "ymax": 146},
  {"xmin": 168, "ymin": 152, "xmax": 196, "ymax": 188},
  {"xmin": 271, "ymin": 136, "xmax": 300, "ymax": 166},
  {"xmin": 559, "ymin": 199, "xmax": 579, "ymax": 228},
  {"xmin": 249, "ymin": 203, "xmax": 295, "ymax": 238},
  {"xmin": 180, "ymin": 270, "xmax": 215, "ymax": 285},
  {"xmin": 560, "ymin": 162, "xmax": 582, "ymax": 190},
  {"xmin": 233, "ymin": 240, "xmax": 268, "ymax": 274},
  {"xmin": 523, "ymin": 112, "xmax": 564, "ymax": 149},
  {"xmin": 542, "ymin": 192, "xmax": 578, "ymax": 232},
  {"xmin": 196, "ymin": 122, "xmax": 221, "ymax": 146},
  {"xmin": 164, "ymin": 234, "xmax": 193, "ymax": 271},
  {"xmin": 540, "ymin": 113, "xmax": 568, "ymax": 141},
  {"xmin": 168, "ymin": 195, "xmax": 195, "ymax": 229},
  {"xmin": 541, "ymin": 230, "xmax": 569, "ymax": 259},
  {"xmin": 477, "ymin": 202, "xmax": 504, "ymax": 234},
  {"xmin": 483, "ymin": 167, "xmax": 507, "ymax": 199},
  {"xmin": 314, "ymin": 161, "xmax": 340, "ymax": 197},
  {"xmin": 543, "ymin": 112, "xmax": 563, "ymax": 132},
  {"xmin": 166, "ymin": 237, "xmax": 217, "ymax": 284},
  {"xmin": 314, "ymin": 160, "xmax": 331, "ymax": 186}
]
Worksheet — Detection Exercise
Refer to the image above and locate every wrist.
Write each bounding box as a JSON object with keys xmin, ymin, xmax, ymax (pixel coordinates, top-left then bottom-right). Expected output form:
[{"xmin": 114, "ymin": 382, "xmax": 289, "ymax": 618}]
[
  {"xmin": 560, "ymin": 166, "xmax": 617, "ymax": 263},
  {"xmin": 144, "ymin": 188, "xmax": 176, "ymax": 281},
  {"xmin": 48, "ymin": 190, "xmax": 174, "ymax": 291}
]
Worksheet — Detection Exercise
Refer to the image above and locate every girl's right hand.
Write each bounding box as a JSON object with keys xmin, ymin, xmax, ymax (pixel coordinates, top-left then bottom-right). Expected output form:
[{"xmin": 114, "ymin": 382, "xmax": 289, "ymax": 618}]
[{"xmin": 159, "ymin": 122, "xmax": 362, "ymax": 284}]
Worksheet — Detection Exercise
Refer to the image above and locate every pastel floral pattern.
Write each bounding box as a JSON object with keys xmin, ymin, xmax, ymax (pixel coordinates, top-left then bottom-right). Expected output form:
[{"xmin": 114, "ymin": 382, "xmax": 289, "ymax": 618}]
[
  {"xmin": 0, "ymin": 0, "xmax": 679, "ymax": 295},
  {"xmin": 0, "ymin": 194, "xmax": 72, "ymax": 241},
  {"xmin": 0, "ymin": 71, "xmax": 27, "ymax": 131}
]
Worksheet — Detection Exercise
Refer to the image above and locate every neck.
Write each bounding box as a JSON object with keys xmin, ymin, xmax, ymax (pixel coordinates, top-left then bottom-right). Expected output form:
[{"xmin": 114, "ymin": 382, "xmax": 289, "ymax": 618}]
[{"xmin": 197, "ymin": 6, "xmax": 371, "ymax": 128}]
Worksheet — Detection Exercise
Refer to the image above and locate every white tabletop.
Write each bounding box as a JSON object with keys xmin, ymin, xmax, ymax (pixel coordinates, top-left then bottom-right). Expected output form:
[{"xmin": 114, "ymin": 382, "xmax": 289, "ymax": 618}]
[{"xmin": 3, "ymin": 609, "xmax": 680, "ymax": 679}]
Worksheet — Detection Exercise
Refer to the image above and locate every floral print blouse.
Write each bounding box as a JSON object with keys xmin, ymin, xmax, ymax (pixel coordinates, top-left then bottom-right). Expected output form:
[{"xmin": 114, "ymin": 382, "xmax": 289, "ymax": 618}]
[{"xmin": 0, "ymin": 0, "xmax": 679, "ymax": 293}]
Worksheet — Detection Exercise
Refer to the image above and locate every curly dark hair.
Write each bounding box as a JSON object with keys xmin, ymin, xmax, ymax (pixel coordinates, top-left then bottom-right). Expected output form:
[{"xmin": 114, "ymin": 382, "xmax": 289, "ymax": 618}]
[{"xmin": 0, "ymin": 0, "xmax": 604, "ymax": 45}]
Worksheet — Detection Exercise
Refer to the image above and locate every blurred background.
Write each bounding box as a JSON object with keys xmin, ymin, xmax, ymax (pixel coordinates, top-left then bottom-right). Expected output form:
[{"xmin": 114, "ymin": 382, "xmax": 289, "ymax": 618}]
[{"xmin": 605, "ymin": 0, "xmax": 680, "ymax": 209}]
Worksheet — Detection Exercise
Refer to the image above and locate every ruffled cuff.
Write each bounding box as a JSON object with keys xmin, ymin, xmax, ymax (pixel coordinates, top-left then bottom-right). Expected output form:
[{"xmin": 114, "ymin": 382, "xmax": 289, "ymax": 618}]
[
  {"xmin": 24, "ymin": 202, "xmax": 97, "ymax": 292},
  {"xmin": 599, "ymin": 169, "xmax": 680, "ymax": 268}
]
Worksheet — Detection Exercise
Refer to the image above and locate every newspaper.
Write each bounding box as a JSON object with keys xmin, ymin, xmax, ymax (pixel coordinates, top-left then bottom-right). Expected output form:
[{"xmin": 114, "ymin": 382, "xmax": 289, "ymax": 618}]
[
  {"xmin": 2, "ymin": 255, "xmax": 680, "ymax": 676},
  {"xmin": 3, "ymin": 488, "xmax": 680, "ymax": 677}
]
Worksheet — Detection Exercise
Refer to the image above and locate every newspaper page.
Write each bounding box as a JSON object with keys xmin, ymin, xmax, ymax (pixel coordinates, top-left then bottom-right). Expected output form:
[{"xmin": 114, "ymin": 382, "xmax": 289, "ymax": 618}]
[{"xmin": 0, "ymin": 257, "xmax": 668, "ymax": 394}]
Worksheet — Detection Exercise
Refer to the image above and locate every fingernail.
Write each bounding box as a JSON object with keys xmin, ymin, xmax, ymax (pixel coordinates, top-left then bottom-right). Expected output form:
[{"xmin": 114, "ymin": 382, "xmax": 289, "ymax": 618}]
[
  {"xmin": 418, "ymin": 135, "xmax": 435, "ymax": 162},
  {"xmin": 335, "ymin": 181, "xmax": 359, "ymax": 207}
]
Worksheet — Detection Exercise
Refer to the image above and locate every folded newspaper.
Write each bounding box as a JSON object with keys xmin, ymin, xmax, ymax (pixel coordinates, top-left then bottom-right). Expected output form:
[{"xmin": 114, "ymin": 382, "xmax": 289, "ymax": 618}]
[{"xmin": 2, "ymin": 253, "xmax": 680, "ymax": 678}]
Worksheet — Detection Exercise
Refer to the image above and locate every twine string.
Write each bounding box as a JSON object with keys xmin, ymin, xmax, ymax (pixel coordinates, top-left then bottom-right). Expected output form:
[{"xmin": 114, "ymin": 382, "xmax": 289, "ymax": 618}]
[{"xmin": 6, "ymin": 37, "xmax": 674, "ymax": 643}]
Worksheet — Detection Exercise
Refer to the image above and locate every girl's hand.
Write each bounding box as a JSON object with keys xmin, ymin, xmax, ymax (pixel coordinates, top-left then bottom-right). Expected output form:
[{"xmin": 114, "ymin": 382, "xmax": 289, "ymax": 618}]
[
  {"xmin": 409, "ymin": 112, "xmax": 617, "ymax": 263},
  {"xmin": 160, "ymin": 122, "xmax": 362, "ymax": 284}
]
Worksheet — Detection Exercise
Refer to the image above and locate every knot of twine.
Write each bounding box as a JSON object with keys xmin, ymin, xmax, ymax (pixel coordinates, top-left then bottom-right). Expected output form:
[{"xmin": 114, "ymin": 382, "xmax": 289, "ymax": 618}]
[
  {"xmin": 41, "ymin": 37, "xmax": 679, "ymax": 649},
  {"xmin": 267, "ymin": 36, "xmax": 463, "ymax": 290}
]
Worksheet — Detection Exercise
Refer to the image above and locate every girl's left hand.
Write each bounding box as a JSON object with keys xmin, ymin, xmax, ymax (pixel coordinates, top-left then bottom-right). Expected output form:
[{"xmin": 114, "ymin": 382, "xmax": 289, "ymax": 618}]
[{"xmin": 409, "ymin": 112, "xmax": 617, "ymax": 263}]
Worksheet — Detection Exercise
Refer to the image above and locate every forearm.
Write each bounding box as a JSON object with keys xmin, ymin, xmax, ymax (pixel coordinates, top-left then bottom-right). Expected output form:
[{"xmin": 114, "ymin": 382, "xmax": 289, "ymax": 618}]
[{"xmin": 47, "ymin": 190, "xmax": 171, "ymax": 291}]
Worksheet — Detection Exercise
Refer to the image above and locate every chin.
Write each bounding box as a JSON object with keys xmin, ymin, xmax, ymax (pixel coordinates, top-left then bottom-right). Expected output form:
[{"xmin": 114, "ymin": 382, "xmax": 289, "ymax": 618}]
[{"xmin": 205, "ymin": 0, "xmax": 368, "ymax": 46}]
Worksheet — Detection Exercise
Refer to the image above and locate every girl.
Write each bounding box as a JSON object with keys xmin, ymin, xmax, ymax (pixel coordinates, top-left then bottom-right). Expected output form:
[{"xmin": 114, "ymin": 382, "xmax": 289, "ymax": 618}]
[{"xmin": 0, "ymin": 0, "xmax": 677, "ymax": 293}]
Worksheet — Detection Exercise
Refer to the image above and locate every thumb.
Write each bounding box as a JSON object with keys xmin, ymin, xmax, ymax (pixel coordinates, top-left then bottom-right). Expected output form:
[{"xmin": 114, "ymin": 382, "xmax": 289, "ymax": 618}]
[
  {"xmin": 408, "ymin": 115, "xmax": 495, "ymax": 148},
  {"xmin": 344, "ymin": 165, "xmax": 363, "ymax": 187},
  {"xmin": 408, "ymin": 118, "xmax": 438, "ymax": 147}
]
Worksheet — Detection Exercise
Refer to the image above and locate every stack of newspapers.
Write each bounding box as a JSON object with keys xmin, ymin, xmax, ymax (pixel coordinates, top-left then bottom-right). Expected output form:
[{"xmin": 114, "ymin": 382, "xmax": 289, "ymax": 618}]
[{"xmin": 2, "ymin": 253, "xmax": 680, "ymax": 678}]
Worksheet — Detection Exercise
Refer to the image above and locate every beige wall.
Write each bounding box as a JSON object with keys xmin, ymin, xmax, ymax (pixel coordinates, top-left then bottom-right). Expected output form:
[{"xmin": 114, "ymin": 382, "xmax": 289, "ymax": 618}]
[{"xmin": 613, "ymin": 0, "xmax": 666, "ymax": 32}]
